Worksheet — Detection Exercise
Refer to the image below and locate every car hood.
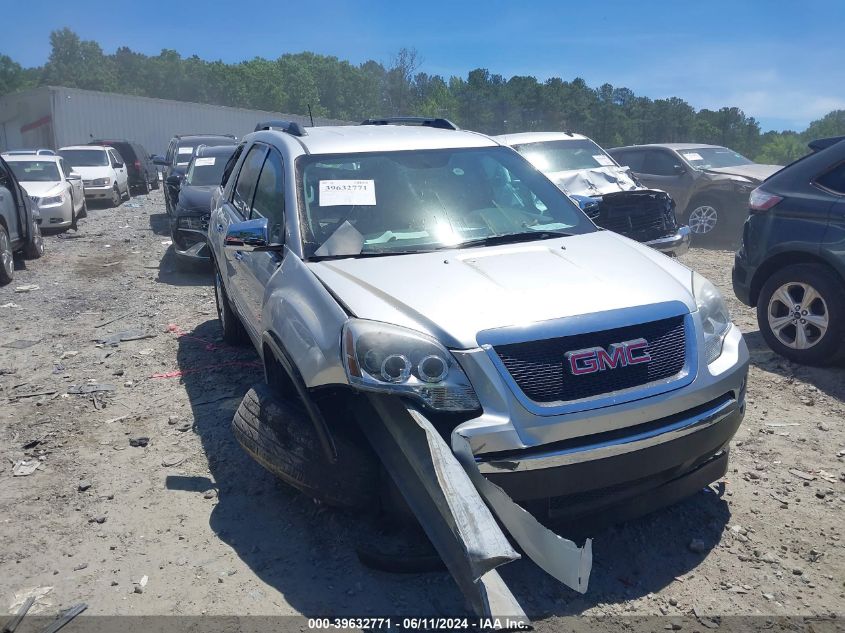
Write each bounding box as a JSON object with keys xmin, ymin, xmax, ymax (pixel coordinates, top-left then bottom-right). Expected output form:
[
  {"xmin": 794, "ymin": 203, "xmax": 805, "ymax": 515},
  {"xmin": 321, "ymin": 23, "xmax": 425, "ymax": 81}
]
[
  {"xmin": 545, "ymin": 166, "xmax": 643, "ymax": 196},
  {"xmin": 176, "ymin": 185, "xmax": 214, "ymax": 214},
  {"xmin": 19, "ymin": 181, "xmax": 63, "ymax": 197},
  {"xmin": 307, "ymin": 231, "xmax": 696, "ymax": 349},
  {"xmin": 704, "ymin": 164, "xmax": 782, "ymax": 182},
  {"xmin": 69, "ymin": 166, "xmax": 112, "ymax": 179}
]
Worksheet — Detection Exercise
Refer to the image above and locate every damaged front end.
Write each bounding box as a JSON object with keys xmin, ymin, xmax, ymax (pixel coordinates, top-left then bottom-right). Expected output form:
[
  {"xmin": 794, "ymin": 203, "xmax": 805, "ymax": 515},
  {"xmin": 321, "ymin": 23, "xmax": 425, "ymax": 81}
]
[{"xmin": 574, "ymin": 189, "xmax": 690, "ymax": 256}]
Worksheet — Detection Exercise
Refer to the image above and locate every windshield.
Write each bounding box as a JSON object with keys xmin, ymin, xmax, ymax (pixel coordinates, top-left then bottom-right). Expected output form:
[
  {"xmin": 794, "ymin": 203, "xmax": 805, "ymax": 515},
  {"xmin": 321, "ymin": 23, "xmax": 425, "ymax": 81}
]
[
  {"xmin": 185, "ymin": 154, "xmax": 229, "ymax": 186},
  {"xmin": 59, "ymin": 149, "xmax": 108, "ymax": 167},
  {"xmin": 7, "ymin": 160, "xmax": 60, "ymax": 182},
  {"xmin": 513, "ymin": 139, "xmax": 618, "ymax": 173},
  {"xmin": 679, "ymin": 147, "xmax": 753, "ymax": 170},
  {"xmin": 297, "ymin": 146, "xmax": 595, "ymax": 258}
]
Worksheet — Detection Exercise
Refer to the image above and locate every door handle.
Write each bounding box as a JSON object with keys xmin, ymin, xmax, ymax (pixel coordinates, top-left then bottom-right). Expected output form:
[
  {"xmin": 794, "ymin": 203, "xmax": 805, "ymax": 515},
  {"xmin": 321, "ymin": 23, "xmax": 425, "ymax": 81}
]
[{"xmin": 234, "ymin": 251, "xmax": 244, "ymax": 261}]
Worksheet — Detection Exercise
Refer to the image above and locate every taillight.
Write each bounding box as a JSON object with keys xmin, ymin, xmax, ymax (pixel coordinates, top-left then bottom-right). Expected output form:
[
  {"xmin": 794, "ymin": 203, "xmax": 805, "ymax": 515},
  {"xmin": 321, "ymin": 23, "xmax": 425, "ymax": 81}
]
[{"xmin": 749, "ymin": 187, "xmax": 783, "ymax": 213}]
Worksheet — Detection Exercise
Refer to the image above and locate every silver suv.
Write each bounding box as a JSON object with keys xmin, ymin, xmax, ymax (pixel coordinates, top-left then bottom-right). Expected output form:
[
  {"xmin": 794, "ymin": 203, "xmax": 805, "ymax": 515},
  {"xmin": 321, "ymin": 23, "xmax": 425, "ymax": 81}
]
[{"xmin": 208, "ymin": 118, "xmax": 748, "ymax": 526}]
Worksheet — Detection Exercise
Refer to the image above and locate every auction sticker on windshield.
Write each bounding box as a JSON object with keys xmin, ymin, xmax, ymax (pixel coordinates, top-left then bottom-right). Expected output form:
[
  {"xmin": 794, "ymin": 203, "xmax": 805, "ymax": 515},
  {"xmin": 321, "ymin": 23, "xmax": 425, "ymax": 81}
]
[
  {"xmin": 194, "ymin": 157, "xmax": 215, "ymax": 166},
  {"xmin": 319, "ymin": 180, "xmax": 377, "ymax": 206},
  {"xmin": 592, "ymin": 154, "xmax": 614, "ymax": 166},
  {"xmin": 683, "ymin": 152, "xmax": 703, "ymax": 161},
  {"xmin": 178, "ymin": 146, "xmax": 194, "ymax": 155}
]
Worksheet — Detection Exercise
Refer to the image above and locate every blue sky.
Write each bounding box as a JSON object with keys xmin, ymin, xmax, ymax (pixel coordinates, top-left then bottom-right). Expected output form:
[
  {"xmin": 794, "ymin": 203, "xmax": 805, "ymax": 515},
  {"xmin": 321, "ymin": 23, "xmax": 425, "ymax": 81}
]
[{"xmin": 3, "ymin": 0, "xmax": 843, "ymax": 132}]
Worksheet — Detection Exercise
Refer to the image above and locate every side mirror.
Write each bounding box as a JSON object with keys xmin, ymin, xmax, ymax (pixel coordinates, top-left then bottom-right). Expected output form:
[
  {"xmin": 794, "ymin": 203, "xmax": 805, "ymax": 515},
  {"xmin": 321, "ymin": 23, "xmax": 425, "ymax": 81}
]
[
  {"xmin": 673, "ymin": 164, "xmax": 686, "ymax": 175},
  {"xmin": 152, "ymin": 155, "xmax": 167, "ymax": 166},
  {"xmin": 166, "ymin": 173, "xmax": 183, "ymax": 187},
  {"xmin": 225, "ymin": 217, "xmax": 281, "ymax": 252},
  {"xmin": 114, "ymin": 162, "xmax": 124, "ymax": 169},
  {"xmin": 66, "ymin": 172, "xmax": 81, "ymax": 181}
]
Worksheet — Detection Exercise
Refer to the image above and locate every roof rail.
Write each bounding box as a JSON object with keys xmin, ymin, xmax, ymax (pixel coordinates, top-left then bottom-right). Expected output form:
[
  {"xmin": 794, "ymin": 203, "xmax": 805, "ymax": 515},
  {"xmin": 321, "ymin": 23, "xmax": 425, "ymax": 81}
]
[
  {"xmin": 254, "ymin": 120, "xmax": 308, "ymax": 137},
  {"xmin": 808, "ymin": 135, "xmax": 845, "ymax": 152},
  {"xmin": 174, "ymin": 133, "xmax": 237, "ymax": 139},
  {"xmin": 360, "ymin": 117, "xmax": 460, "ymax": 131}
]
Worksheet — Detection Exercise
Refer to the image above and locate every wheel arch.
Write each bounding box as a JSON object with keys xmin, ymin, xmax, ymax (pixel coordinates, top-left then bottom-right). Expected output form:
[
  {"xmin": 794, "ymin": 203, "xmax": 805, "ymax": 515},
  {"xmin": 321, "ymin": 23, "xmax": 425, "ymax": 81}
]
[
  {"xmin": 750, "ymin": 251, "xmax": 845, "ymax": 306},
  {"xmin": 261, "ymin": 330, "xmax": 339, "ymax": 463}
]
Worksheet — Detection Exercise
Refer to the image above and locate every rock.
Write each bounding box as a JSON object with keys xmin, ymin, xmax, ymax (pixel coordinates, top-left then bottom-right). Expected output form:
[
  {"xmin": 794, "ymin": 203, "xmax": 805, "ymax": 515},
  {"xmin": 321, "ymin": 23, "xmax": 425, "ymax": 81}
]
[
  {"xmin": 124, "ymin": 381, "xmax": 133, "ymax": 388},
  {"xmin": 161, "ymin": 453, "xmax": 186, "ymax": 467},
  {"xmin": 789, "ymin": 468, "xmax": 816, "ymax": 481},
  {"xmin": 167, "ymin": 415, "xmax": 179, "ymax": 426},
  {"xmin": 815, "ymin": 490, "xmax": 826, "ymax": 499},
  {"xmin": 73, "ymin": 563, "xmax": 88, "ymax": 571},
  {"xmin": 761, "ymin": 552, "xmax": 780, "ymax": 564},
  {"xmin": 129, "ymin": 437, "xmax": 149, "ymax": 448},
  {"xmin": 133, "ymin": 585, "xmax": 144, "ymax": 594},
  {"xmin": 688, "ymin": 539, "xmax": 708, "ymax": 554},
  {"xmin": 669, "ymin": 597, "xmax": 678, "ymax": 606},
  {"xmin": 175, "ymin": 422, "xmax": 192, "ymax": 432},
  {"xmin": 203, "ymin": 489, "xmax": 217, "ymax": 500},
  {"xmin": 793, "ymin": 567, "xmax": 804, "ymax": 575},
  {"xmin": 89, "ymin": 515, "xmax": 107, "ymax": 524},
  {"xmin": 78, "ymin": 480, "xmax": 92, "ymax": 492},
  {"xmin": 111, "ymin": 580, "xmax": 119, "ymax": 586}
]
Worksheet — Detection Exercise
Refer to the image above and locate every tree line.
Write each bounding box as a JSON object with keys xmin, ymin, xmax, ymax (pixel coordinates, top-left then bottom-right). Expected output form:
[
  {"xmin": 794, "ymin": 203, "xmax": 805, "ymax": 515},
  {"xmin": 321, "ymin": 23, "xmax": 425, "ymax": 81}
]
[{"xmin": 2, "ymin": 28, "xmax": 843, "ymax": 165}]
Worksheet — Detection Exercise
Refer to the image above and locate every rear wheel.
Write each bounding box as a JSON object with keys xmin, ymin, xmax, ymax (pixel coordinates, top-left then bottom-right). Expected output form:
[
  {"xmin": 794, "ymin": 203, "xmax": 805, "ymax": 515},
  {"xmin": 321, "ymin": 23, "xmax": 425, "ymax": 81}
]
[
  {"xmin": 23, "ymin": 219, "xmax": 44, "ymax": 259},
  {"xmin": 214, "ymin": 263, "xmax": 247, "ymax": 344},
  {"xmin": 0, "ymin": 225, "xmax": 14, "ymax": 285},
  {"xmin": 232, "ymin": 383, "xmax": 378, "ymax": 509},
  {"xmin": 757, "ymin": 264, "xmax": 845, "ymax": 365}
]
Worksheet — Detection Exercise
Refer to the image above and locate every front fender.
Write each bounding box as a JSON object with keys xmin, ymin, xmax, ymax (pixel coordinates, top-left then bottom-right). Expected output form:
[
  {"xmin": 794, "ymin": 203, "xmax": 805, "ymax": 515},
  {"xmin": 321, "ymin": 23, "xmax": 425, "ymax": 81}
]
[{"xmin": 262, "ymin": 249, "xmax": 349, "ymax": 388}]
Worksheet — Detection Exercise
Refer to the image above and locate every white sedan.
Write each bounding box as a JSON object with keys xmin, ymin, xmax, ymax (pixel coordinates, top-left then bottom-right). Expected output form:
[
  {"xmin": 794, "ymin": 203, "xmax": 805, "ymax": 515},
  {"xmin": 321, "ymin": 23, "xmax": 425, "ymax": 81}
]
[{"xmin": 3, "ymin": 155, "xmax": 86, "ymax": 230}]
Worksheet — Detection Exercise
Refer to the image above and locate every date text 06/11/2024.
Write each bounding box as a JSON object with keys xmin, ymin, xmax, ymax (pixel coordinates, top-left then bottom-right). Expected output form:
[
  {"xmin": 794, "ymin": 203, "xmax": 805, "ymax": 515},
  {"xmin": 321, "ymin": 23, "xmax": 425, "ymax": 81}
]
[{"xmin": 307, "ymin": 617, "xmax": 531, "ymax": 630}]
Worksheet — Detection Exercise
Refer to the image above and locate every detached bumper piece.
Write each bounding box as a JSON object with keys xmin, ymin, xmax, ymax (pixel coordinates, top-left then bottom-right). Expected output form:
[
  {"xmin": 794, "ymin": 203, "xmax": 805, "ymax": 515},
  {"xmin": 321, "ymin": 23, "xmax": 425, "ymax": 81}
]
[
  {"xmin": 358, "ymin": 394, "xmax": 592, "ymax": 625},
  {"xmin": 172, "ymin": 214, "xmax": 211, "ymax": 260},
  {"xmin": 588, "ymin": 190, "xmax": 689, "ymax": 256}
]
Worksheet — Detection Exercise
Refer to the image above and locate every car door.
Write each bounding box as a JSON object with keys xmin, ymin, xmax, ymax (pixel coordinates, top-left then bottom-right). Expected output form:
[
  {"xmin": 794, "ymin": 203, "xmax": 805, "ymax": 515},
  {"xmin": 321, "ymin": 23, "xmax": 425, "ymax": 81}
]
[
  {"xmin": 637, "ymin": 149, "xmax": 694, "ymax": 209},
  {"xmin": 238, "ymin": 147, "xmax": 286, "ymax": 329},
  {"xmin": 0, "ymin": 162, "xmax": 21, "ymax": 242},
  {"xmin": 218, "ymin": 143, "xmax": 269, "ymax": 325},
  {"xmin": 108, "ymin": 149, "xmax": 128, "ymax": 193},
  {"xmin": 817, "ymin": 160, "xmax": 845, "ymax": 272}
]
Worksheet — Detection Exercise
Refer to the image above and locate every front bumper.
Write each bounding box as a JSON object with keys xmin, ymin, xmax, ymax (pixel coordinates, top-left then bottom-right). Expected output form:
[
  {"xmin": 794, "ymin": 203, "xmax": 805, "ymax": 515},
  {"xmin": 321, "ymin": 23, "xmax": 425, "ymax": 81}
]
[
  {"xmin": 171, "ymin": 215, "xmax": 211, "ymax": 260},
  {"xmin": 645, "ymin": 225, "xmax": 691, "ymax": 257},
  {"xmin": 83, "ymin": 185, "xmax": 113, "ymax": 200},
  {"xmin": 447, "ymin": 317, "xmax": 748, "ymax": 518},
  {"xmin": 36, "ymin": 201, "xmax": 73, "ymax": 227}
]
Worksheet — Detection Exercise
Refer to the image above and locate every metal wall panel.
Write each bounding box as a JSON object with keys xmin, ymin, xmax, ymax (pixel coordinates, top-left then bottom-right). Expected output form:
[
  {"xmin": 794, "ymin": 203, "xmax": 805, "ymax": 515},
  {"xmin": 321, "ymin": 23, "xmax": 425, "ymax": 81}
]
[{"xmin": 2, "ymin": 86, "xmax": 349, "ymax": 154}]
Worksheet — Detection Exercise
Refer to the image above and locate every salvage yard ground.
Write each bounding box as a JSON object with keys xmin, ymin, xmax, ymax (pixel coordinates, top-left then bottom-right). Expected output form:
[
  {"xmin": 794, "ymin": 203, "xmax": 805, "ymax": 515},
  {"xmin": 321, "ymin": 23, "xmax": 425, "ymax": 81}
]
[{"xmin": 1, "ymin": 190, "xmax": 843, "ymax": 626}]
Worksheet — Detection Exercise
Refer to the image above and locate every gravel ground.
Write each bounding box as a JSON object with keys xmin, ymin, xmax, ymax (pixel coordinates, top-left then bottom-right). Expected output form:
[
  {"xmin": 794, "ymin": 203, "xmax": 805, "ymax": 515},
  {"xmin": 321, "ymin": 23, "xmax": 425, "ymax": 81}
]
[{"xmin": 1, "ymin": 191, "xmax": 843, "ymax": 628}]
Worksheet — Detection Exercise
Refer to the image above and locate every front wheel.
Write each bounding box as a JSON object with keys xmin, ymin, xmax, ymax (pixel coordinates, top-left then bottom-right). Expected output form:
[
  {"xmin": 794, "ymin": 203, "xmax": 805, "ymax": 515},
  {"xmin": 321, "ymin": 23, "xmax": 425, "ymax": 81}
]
[
  {"xmin": 0, "ymin": 224, "xmax": 14, "ymax": 285},
  {"xmin": 685, "ymin": 198, "xmax": 723, "ymax": 241},
  {"xmin": 110, "ymin": 185, "xmax": 121, "ymax": 208},
  {"xmin": 757, "ymin": 264, "xmax": 845, "ymax": 365},
  {"xmin": 78, "ymin": 197, "xmax": 88, "ymax": 219}
]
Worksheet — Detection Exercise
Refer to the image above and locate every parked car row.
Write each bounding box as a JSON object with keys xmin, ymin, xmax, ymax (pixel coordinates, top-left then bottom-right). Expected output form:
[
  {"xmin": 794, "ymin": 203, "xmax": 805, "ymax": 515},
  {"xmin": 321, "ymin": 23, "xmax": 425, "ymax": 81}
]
[{"xmin": 0, "ymin": 154, "xmax": 44, "ymax": 284}]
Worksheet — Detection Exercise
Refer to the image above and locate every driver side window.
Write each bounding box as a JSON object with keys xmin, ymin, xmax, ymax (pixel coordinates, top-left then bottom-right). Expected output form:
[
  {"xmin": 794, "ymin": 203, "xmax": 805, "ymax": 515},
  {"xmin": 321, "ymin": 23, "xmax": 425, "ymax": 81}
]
[
  {"xmin": 231, "ymin": 144, "xmax": 268, "ymax": 217},
  {"xmin": 643, "ymin": 150, "xmax": 681, "ymax": 176}
]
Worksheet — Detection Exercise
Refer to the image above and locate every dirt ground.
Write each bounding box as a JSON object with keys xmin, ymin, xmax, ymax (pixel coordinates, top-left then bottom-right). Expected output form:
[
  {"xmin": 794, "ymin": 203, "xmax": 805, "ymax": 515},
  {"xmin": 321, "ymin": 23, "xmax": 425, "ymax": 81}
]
[{"xmin": 1, "ymin": 190, "xmax": 843, "ymax": 628}]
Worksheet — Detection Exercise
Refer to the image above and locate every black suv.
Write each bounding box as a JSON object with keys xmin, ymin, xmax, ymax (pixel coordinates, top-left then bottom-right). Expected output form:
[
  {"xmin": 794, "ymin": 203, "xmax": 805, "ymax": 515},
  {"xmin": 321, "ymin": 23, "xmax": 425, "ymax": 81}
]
[
  {"xmin": 733, "ymin": 137, "xmax": 845, "ymax": 365},
  {"xmin": 154, "ymin": 134, "xmax": 237, "ymax": 215},
  {"xmin": 89, "ymin": 140, "xmax": 159, "ymax": 195}
]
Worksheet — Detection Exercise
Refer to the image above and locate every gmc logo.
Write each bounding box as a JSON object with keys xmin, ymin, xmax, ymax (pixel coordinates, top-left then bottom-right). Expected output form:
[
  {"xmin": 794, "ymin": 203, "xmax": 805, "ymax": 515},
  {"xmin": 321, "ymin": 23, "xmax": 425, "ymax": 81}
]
[{"xmin": 565, "ymin": 338, "xmax": 651, "ymax": 375}]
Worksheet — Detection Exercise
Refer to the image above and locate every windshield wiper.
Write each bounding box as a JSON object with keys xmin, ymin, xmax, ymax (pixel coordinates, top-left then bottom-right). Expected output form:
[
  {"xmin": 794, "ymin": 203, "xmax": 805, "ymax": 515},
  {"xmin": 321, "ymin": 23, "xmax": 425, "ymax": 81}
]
[
  {"xmin": 453, "ymin": 231, "xmax": 574, "ymax": 249},
  {"xmin": 308, "ymin": 250, "xmax": 422, "ymax": 261}
]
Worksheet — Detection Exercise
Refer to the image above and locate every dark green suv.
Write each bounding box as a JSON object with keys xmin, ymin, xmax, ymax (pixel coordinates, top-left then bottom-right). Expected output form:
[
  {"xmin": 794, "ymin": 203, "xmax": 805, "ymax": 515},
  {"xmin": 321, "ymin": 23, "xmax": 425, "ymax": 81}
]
[{"xmin": 732, "ymin": 137, "xmax": 845, "ymax": 365}]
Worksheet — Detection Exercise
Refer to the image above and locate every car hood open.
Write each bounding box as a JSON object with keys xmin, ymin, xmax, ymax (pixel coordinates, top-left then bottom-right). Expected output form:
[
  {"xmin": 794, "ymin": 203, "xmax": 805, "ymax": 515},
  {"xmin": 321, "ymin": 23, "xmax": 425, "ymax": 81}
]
[
  {"xmin": 307, "ymin": 231, "xmax": 696, "ymax": 349},
  {"xmin": 704, "ymin": 164, "xmax": 782, "ymax": 182},
  {"xmin": 545, "ymin": 166, "xmax": 642, "ymax": 197}
]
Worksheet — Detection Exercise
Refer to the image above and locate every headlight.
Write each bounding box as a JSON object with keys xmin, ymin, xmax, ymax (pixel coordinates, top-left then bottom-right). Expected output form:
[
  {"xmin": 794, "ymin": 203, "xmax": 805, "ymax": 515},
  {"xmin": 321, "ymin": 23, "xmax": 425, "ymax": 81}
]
[
  {"xmin": 342, "ymin": 319, "xmax": 480, "ymax": 412},
  {"xmin": 92, "ymin": 177, "xmax": 111, "ymax": 187},
  {"xmin": 693, "ymin": 271, "xmax": 731, "ymax": 364},
  {"xmin": 178, "ymin": 214, "xmax": 209, "ymax": 230},
  {"xmin": 39, "ymin": 194, "xmax": 64, "ymax": 206}
]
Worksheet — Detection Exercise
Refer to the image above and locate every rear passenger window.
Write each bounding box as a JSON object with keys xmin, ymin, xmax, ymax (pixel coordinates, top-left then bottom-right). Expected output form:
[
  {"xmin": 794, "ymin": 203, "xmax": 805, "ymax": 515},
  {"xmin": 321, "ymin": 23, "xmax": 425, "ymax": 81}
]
[
  {"xmin": 815, "ymin": 162, "xmax": 845, "ymax": 195},
  {"xmin": 221, "ymin": 144, "xmax": 245, "ymax": 189},
  {"xmin": 251, "ymin": 149, "xmax": 285, "ymax": 244},
  {"xmin": 231, "ymin": 144, "xmax": 268, "ymax": 217}
]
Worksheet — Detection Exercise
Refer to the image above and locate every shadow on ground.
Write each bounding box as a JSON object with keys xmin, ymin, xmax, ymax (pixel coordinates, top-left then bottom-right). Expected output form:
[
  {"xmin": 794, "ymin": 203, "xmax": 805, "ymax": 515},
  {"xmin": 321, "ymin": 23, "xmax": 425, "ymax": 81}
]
[
  {"xmin": 164, "ymin": 321, "xmax": 735, "ymax": 618},
  {"xmin": 155, "ymin": 246, "xmax": 212, "ymax": 287},
  {"xmin": 744, "ymin": 329, "xmax": 845, "ymax": 399}
]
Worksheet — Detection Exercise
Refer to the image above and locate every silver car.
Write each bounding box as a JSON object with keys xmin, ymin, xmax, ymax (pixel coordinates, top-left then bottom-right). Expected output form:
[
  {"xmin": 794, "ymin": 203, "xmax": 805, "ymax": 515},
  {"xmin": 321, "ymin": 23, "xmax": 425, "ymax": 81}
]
[{"xmin": 208, "ymin": 118, "xmax": 748, "ymax": 526}]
